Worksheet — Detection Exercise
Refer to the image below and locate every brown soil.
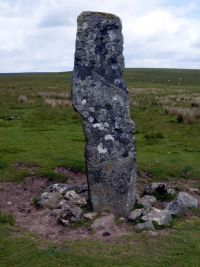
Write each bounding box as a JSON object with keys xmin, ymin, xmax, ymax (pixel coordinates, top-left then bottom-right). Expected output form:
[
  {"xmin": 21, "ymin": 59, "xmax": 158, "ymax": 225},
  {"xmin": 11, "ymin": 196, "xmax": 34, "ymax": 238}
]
[
  {"xmin": 0, "ymin": 169, "xmax": 199, "ymax": 242},
  {"xmin": 55, "ymin": 167, "xmax": 87, "ymax": 186},
  {"xmin": 0, "ymin": 170, "xmax": 130, "ymax": 242}
]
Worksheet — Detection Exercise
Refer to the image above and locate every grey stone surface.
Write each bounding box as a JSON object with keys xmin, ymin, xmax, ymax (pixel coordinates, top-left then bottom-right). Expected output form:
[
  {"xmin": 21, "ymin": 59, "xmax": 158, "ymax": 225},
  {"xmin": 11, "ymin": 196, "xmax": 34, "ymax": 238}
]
[
  {"xmin": 128, "ymin": 209, "xmax": 143, "ymax": 221},
  {"xmin": 64, "ymin": 190, "xmax": 87, "ymax": 206},
  {"xmin": 91, "ymin": 214, "xmax": 116, "ymax": 231},
  {"xmin": 57, "ymin": 199, "xmax": 69, "ymax": 209},
  {"xmin": 137, "ymin": 195, "xmax": 156, "ymax": 208},
  {"xmin": 72, "ymin": 11, "xmax": 136, "ymax": 216},
  {"xmin": 38, "ymin": 192, "xmax": 63, "ymax": 210},
  {"xmin": 84, "ymin": 212, "xmax": 97, "ymax": 220},
  {"xmin": 50, "ymin": 208, "xmax": 62, "ymax": 218},
  {"xmin": 135, "ymin": 221, "xmax": 155, "ymax": 232},
  {"xmin": 142, "ymin": 207, "xmax": 172, "ymax": 225},
  {"xmin": 167, "ymin": 188, "xmax": 176, "ymax": 195},
  {"xmin": 46, "ymin": 183, "xmax": 75, "ymax": 195},
  {"xmin": 148, "ymin": 230, "xmax": 158, "ymax": 236},
  {"xmin": 166, "ymin": 192, "xmax": 198, "ymax": 215},
  {"xmin": 58, "ymin": 204, "xmax": 83, "ymax": 224},
  {"xmin": 144, "ymin": 182, "xmax": 176, "ymax": 196},
  {"xmin": 144, "ymin": 183, "xmax": 168, "ymax": 195}
]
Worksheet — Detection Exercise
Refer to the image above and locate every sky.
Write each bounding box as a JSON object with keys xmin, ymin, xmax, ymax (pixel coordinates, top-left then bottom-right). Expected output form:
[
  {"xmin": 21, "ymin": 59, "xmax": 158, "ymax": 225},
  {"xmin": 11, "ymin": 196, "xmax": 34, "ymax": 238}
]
[{"xmin": 0, "ymin": 0, "xmax": 200, "ymax": 72}]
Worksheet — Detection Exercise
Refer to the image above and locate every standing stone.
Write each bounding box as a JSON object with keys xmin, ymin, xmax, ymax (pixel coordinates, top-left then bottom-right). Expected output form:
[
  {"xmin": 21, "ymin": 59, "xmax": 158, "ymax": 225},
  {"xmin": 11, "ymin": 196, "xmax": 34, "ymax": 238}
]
[{"xmin": 72, "ymin": 11, "xmax": 136, "ymax": 216}]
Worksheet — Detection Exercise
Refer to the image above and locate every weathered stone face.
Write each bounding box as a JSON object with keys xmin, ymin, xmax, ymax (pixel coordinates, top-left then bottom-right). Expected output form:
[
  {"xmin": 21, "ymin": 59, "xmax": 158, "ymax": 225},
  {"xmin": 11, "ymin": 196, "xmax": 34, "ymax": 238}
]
[{"xmin": 72, "ymin": 11, "xmax": 136, "ymax": 216}]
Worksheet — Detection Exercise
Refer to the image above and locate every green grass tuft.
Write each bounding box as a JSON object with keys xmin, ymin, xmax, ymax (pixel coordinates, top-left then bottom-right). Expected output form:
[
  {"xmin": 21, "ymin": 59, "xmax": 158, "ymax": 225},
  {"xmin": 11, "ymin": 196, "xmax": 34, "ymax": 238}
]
[{"xmin": 0, "ymin": 212, "xmax": 15, "ymax": 225}]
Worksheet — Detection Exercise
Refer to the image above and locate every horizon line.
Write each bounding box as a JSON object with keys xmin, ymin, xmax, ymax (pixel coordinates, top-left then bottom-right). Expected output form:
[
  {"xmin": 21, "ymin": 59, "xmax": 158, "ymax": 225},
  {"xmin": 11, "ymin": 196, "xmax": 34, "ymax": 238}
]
[{"xmin": 1, "ymin": 67, "xmax": 200, "ymax": 75}]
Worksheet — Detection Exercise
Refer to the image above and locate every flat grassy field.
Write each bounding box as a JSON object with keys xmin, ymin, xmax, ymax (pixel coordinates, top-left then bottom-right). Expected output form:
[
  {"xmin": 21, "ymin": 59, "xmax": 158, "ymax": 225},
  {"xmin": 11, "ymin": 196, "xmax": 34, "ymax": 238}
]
[{"xmin": 0, "ymin": 68, "xmax": 200, "ymax": 266}]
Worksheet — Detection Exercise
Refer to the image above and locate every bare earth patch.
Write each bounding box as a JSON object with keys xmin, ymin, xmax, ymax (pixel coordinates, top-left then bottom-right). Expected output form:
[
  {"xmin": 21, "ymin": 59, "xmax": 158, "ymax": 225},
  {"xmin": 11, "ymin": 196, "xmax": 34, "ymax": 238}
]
[
  {"xmin": 0, "ymin": 171, "xmax": 130, "ymax": 242},
  {"xmin": 0, "ymin": 169, "xmax": 199, "ymax": 242}
]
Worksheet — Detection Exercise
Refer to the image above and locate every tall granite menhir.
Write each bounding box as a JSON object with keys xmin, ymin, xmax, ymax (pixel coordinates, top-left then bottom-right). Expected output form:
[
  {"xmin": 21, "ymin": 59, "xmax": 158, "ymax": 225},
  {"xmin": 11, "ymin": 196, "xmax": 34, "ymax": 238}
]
[{"xmin": 72, "ymin": 11, "xmax": 136, "ymax": 216}]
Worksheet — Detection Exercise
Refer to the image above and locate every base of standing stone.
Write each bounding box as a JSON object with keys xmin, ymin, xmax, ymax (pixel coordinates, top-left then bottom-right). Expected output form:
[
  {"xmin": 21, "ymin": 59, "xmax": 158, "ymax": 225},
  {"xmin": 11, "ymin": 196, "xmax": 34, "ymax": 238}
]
[{"xmin": 87, "ymin": 157, "xmax": 136, "ymax": 216}]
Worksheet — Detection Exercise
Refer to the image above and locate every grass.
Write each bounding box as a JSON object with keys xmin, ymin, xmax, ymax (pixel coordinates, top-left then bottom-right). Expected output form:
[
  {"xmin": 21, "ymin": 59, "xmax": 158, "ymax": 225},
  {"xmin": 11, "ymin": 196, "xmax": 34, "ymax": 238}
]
[
  {"xmin": 0, "ymin": 69, "xmax": 200, "ymax": 181},
  {"xmin": 0, "ymin": 212, "xmax": 15, "ymax": 225},
  {"xmin": 153, "ymin": 192, "xmax": 176, "ymax": 202},
  {"xmin": 0, "ymin": 219, "xmax": 200, "ymax": 267},
  {"xmin": 0, "ymin": 68, "xmax": 200, "ymax": 266}
]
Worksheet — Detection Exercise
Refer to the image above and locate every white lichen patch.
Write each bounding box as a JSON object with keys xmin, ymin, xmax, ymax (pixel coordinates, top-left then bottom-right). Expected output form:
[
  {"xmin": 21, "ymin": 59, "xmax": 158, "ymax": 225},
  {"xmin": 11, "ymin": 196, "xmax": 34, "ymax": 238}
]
[
  {"xmin": 100, "ymin": 109, "xmax": 106, "ymax": 115},
  {"xmin": 89, "ymin": 107, "xmax": 95, "ymax": 112},
  {"xmin": 97, "ymin": 143, "xmax": 107, "ymax": 154},
  {"xmin": 88, "ymin": 117, "xmax": 94, "ymax": 123},
  {"xmin": 82, "ymin": 22, "xmax": 88, "ymax": 30},
  {"xmin": 81, "ymin": 99, "xmax": 87, "ymax": 105},
  {"xmin": 105, "ymin": 134, "xmax": 114, "ymax": 141},
  {"xmin": 107, "ymin": 30, "xmax": 116, "ymax": 41},
  {"xmin": 114, "ymin": 79, "xmax": 121, "ymax": 85},
  {"xmin": 104, "ymin": 122, "xmax": 109, "ymax": 127},
  {"xmin": 93, "ymin": 122, "xmax": 109, "ymax": 130},
  {"xmin": 112, "ymin": 96, "xmax": 118, "ymax": 101},
  {"xmin": 93, "ymin": 123, "xmax": 104, "ymax": 130},
  {"xmin": 115, "ymin": 121, "xmax": 119, "ymax": 129},
  {"xmin": 82, "ymin": 111, "xmax": 89, "ymax": 118},
  {"xmin": 111, "ymin": 65, "xmax": 117, "ymax": 70}
]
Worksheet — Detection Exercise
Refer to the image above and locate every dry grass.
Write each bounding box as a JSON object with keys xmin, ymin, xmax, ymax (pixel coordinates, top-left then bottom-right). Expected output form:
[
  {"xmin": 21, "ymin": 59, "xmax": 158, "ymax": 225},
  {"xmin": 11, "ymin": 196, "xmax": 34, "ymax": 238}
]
[
  {"xmin": 163, "ymin": 106, "xmax": 200, "ymax": 123},
  {"xmin": 191, "ymin": 97, "xmax": 200, "ymax": 107},
  {"xmin": 155, "ymin": 93, "xmax": 200, "ymax": 106},
  {"xmin": 129, "ymin": 88, "xmax": 163, "ymax": 95},
  {"xmin": 37, "ymin": 91, "xmax": 71, "ymax": 108},
  {"xmin": 18, "ymin": 95, "xmax": 28, "ymax": 104},
  {"xmin": 44, "ymin": 98, "xmax": 71, "ymax": 108},
  {"xmin": 153, "ymin": 93, "xmax": 200, "ymax": 123},
  {"xmin": 154, "ymin": 97, "xmax": 172, "ymax": 106},
  {"xmin": 38, "ymin": 91, "xmax": 69, "ymax": 99}
]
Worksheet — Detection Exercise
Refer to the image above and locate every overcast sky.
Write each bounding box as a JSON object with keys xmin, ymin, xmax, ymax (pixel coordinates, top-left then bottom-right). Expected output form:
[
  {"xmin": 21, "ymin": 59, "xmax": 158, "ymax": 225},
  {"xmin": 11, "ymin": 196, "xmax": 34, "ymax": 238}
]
[{"xmin": 0, "ymin": 0, "xmax": 200, "ymax": 72}]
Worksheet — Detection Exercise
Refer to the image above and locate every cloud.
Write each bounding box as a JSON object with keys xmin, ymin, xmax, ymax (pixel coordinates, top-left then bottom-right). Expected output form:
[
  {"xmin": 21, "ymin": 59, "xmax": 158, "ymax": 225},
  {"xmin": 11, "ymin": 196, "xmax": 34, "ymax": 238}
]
[{"xmin": 0, "ymin": 0, "xmax": 200, "ymax": 72}]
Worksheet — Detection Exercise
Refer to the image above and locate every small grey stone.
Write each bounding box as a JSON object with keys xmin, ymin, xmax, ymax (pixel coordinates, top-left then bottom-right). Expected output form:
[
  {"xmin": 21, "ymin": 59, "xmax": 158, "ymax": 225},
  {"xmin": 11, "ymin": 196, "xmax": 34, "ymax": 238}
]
[
  {"xmin": 128, "ymin": 209, "xmax": 143, "ymax": 221},
  {"xmin": 148, "ymin": 230, "xmax": 158, "ymax": 236},
  {"xmin": 75, "ymin": 183, "xmax": 88, "ymax": 194},
  {"xmin": 6, "ymin": 201, "xmax": 12, "ymax": 205},
  {"xmin": 50, "ymin": 209, "xmax": 62, "ymax": 218},
  {"xmin": 57, "ymin": 199, "xmax": 69, "ymax": 209},
  {"xmin": 166, "ymin": 192, "xmax": 198, "ymax": 215},
  {"xmin": 142, "ymin": 207, "xmax": 172, "ymax": 225},
  {"xmin": 91, "ymin": 214, "xmax": 116, "ymax": 231},
  {"xmin": 46, "ymin": 183, "xmax": 74, "ymax": 195},
  {"xmin": 64, "ymin": 190, "xmax": 87, "ymax": 206},
  {"xmin": 58, "ymin": 204, "xmax": 83, "ymax": 224},
  {"xmin": 7, "ymin": 116, "xmax": 16, "ymax": 121},
  {"xmin": 59, "ymin": 219, "xmax": 69, "ymax": 226},
  {"xmin": 70, "ymin": 207, "xmax": 84, "ymax": 222},
  {"xmin": 137, "ymin": 195, "xmax": 156, "ymax": 208},
  {"xmin": 135, "ymin": 221, "xmax": 155, "ymax": 232},
  {"xmin": 144, "ymin": 183, "xmax": 168, "ymax": 195},
  {"xmin": 167, "ymin": 188, "xmax": 176, "ymax": 195},
  {"xmin": 83, "ymin": 212, "xmax": 97, "ymax": 220},
  {"xmin": 136, "ymin": 194, "xmax": 140, "ymax": 202},
  {"xmin": 38, "ymin": 192, "xmax": 63, "ymax": 210},
  {"xmin": 142, "ymin": 207, "xmax": 152, "ymax": 216},
  {"xmin": 118, "ymin": 217, "xmax": 126, "ymax": 223}
]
